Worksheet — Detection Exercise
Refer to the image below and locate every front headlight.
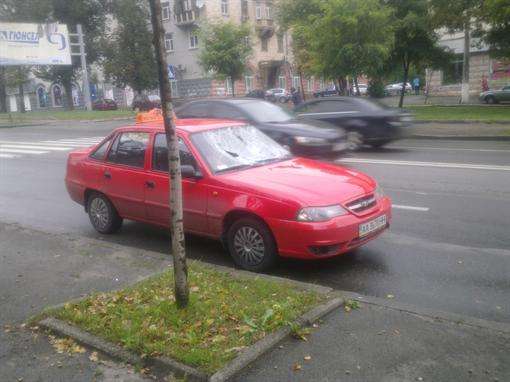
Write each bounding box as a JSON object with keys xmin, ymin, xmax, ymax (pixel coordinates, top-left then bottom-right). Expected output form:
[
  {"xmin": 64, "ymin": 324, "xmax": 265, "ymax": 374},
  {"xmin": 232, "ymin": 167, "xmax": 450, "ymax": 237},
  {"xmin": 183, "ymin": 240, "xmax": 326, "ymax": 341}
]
[
  {"xmin": 375, "ymin": 184, "xmax": 385, "ymax": 199},
  {"xmin": 297, "ymin": 204, "xmax": 348, "ymax": 222},
  {"xmin": 294, "ymin": 136, "xmax": 328, "ymax": 145}
]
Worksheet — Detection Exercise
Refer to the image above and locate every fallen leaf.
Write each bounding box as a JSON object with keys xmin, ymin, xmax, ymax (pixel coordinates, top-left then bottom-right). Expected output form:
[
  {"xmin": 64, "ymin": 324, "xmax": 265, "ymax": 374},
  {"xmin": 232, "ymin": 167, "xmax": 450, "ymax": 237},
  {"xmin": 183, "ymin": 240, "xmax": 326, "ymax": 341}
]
[
  {"xmin": 190, "ymin": 286, "xmax": 200, "ymax": 292},
  {"xmin": 293, "ymin": 363, "xmax": 302, "ymax": 371},
  {"xmin": 386, "ymin": 294, "xmax": 395, "ymax": 299},
  {"xmin": 304, "ymin": 355, "xmax": 312, "ymax": 361},
  {"xmin": 89, "ymin": 352, "xmax": 99, "ymax": 362}
]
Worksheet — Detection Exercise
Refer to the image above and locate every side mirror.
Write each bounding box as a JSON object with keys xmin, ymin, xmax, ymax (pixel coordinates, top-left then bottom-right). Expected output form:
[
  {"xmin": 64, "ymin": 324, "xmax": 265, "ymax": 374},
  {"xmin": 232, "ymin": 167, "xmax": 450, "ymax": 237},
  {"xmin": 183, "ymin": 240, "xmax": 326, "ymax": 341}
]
[{"xmin": 181, "ymin": 164, "xmax": 202, "ymax": 179}]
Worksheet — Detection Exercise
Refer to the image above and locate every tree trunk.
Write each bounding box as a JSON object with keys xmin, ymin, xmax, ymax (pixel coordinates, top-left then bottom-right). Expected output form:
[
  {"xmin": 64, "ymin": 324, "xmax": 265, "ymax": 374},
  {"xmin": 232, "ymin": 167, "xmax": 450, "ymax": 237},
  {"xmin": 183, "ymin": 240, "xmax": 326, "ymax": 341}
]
[
  {"xmin": 0, "ymin": 67, "xmax": 7, "ymax": 113},
  {"xmin": 149, "ymin": 0, "xmax": 189, "ymax": 308},
  {"xmin": 18, "ymin": 84, "xmax": 26, "ymax": 113},
  {"xmin": 231, "ymin": 77, "xmax": 235, "ymax": 98},
  {"xmin": 353, "ymin": 75, "xmax": 360, "ymax": 96},
  {"xmin": 399, "ymin": 61, "xmax": 409, "ymax": 108},
  {"xmin": 461, "ymin": 21, "xmax": 470, "ymax": 104},
  {"xmin": 298, "ymin": 69, "xmax": 306, "ymax": 101},
  {"xmin": 63, "ymin": 79, "xmax": 74, "ymax": 110}
]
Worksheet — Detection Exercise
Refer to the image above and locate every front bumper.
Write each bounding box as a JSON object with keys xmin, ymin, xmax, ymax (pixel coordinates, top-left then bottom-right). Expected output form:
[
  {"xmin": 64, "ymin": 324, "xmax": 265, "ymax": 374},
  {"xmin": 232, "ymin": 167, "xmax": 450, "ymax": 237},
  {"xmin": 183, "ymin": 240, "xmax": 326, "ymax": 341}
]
[
  {"xmin": 292, "ymin": 140, "xmax": 348, "ymax": 158},
  {"xmin": 268, "ymin": 197, "xmax": 392, "ymax": 259}
]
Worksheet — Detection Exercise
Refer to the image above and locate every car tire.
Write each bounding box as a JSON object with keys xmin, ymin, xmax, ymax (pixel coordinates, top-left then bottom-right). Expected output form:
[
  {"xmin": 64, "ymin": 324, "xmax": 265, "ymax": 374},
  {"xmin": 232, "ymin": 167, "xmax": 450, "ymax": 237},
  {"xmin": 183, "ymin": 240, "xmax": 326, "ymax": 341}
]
[
  {"xmin": 346, "ymin": 131, "xmax": 364, "ymax": 151},
  {"xmin": 370, "ymin": 140, "xmax": 391, "ymax": 148},
  {"xmin": 227, "ymin": 217, "xmax": 278, "ymax": 272},
  {"xmin": 87, "ymin": 192, "xmax": 123, "ymax": 234},
  {"xmin": 278, "ymin": 96, "xmax": 287, "ymax": 103},
  {"xmin": 486, "ymin": 96, "xmax": 497, "ymax": 104}
]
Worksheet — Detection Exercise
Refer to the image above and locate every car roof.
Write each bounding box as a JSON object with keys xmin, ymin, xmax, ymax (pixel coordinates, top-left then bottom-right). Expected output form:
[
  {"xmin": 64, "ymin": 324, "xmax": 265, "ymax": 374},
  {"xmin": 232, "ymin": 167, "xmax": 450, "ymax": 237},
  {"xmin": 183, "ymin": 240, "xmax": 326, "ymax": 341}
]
[{"xmin": 117, "ymin": 118, "xmax": 246, "ymax": 134}]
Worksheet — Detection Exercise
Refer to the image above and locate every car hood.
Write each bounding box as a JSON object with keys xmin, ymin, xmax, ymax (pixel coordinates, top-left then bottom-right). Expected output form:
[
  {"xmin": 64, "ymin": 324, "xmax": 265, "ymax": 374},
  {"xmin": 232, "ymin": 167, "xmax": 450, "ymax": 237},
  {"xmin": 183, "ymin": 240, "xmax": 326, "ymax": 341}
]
[
  {"xmin": 261, "ymin": 119, "xmax": 345, "ymax": 139},
  {"xmin": 219, "ymin": 157, "xmax": 376, "ymax": 206}
]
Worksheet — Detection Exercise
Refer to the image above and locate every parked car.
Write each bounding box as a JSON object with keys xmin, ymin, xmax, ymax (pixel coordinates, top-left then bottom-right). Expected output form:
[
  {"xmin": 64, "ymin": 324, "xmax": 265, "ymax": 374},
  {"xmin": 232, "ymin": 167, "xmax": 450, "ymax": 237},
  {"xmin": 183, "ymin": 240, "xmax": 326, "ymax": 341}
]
[
  {"xmin": 265, "ymin": 88, "xmax": 290, "ymax": 103},
  {"xmin": 294, "ymin": 97, "xmax": 412, "ymax": 150},
  {"xmin": 65, "ymin": 119, "xmax": 391, "ymax": 271},
  {"xmin": 384, "ymin": 82, "xmax": 412, "ymax": 96},
  {"xmin": 92, "ymin": 98, "xmax": 118, "ymax": 111},
  {"xmin": 176, "ymin": 98, "xmax": 347, "ymax": 158},
  {"xmin": 132, "ymin": 94, "xmax": 161, "ymax": 111},
  {"xmin": 479, "ymin": 86, "xmax": 510, "ymax": 104},
  {"xmin": 356, "ymin": 84, "xmax": 368, "ymax": 96},
  {"xmin": 313, "ymin": 85, "xmax": 339, "ymax": 98},
  {"xmin": 245, "ymin": 89, "xmax": 265, "ymax": 99}
]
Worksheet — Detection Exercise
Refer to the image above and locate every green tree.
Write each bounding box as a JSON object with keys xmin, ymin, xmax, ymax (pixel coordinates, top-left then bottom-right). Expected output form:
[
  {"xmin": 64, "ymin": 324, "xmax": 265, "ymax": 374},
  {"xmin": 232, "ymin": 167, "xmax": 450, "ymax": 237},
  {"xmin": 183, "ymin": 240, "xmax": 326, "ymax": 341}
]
[
  {"xmin": 430, "ymin": 0, "xmax": 482, "ymax": 103},
  {"xmin": 478, "ymin": 0, "xmax": 510, "ymax": 59},
  {"xmin": 386, "ymin": 0, "xmax": 452, "ymax": 107},
  {"xmin": 102, "ymin": 0, "xmax": 158, "ymax": 95},
  {"xmin": 5, "ymin": 67, "xmax": 31, "ymax": 113},
  {"xmin": 199, "ymin": 22, "xmax": 252, "ymax": 97}
]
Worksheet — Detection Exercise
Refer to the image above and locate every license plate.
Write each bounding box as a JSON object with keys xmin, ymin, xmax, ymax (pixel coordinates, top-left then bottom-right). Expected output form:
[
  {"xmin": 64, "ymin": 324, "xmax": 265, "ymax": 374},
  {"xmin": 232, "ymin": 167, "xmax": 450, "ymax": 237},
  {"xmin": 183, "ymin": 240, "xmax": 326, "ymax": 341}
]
[{"xmin": 359, "ymin": 215, "xmax": 387, "ymax": 237}]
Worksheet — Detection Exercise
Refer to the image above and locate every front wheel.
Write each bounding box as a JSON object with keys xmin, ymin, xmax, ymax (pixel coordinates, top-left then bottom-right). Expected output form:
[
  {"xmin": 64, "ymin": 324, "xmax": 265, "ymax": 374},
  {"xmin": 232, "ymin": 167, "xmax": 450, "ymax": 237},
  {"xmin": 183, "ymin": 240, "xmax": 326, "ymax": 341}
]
[
  {"xmin": 87, "ymin": 193, "xmax": 123, "ymax": 234},
  {"xmin": 227, "ymin": 217, "xmax": 278, "ymax": 271},
  {"xmin": 486, "ymin": 96, "xmax": 497, "ymax": 104},
  {"xmin": 346, "ymin": 131, "xmax": 364, "ymax": 151}
]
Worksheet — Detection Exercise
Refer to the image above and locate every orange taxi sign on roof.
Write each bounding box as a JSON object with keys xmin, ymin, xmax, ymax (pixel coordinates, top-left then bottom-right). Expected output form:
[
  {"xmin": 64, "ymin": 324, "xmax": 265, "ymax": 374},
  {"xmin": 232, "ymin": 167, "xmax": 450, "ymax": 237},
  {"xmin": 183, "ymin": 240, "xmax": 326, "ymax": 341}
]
[{"xmin": 135, "ymin": 108, "xmax": 174, "ymax": 124}]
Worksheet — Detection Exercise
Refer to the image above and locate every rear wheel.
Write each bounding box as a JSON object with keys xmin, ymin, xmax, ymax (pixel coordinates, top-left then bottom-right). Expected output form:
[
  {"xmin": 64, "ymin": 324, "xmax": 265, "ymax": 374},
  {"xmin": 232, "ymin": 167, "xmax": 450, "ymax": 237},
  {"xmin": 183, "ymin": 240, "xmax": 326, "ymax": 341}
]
[
  {"xmin": 87, "ymin": 192, "xmax": 123, "ymax": 234},
  {"xmin": 486, "ymin": 96, "xmax": 497, "ymax": 104},
  {"xmin": 278, "ymin": 96, "xmax": 287, "ymax": 103},
  {"xmin": 227, "ymin": 217, "xmax": 278, "ymax": 271}
]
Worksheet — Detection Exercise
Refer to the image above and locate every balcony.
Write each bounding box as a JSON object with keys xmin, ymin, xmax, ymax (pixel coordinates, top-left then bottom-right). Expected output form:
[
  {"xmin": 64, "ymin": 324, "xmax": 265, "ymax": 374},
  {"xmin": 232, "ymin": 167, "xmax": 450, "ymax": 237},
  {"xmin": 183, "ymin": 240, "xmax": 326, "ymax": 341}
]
[{"xmin": 175, "ymin": 9, "xmax": 199, "ymax": 26}]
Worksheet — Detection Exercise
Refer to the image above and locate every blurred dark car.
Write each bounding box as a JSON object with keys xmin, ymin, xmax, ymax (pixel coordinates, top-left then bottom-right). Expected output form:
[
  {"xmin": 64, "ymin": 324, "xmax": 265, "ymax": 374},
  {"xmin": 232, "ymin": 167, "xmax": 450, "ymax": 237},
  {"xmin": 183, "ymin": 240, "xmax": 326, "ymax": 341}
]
[
  {"xmin": 92, "ymin": 98, "xmax": 118, "ymax": 111},
  {"xmin": 294, "ymin": 97, "xmax": 412, "ymax": 149},
  {"xmin": 313, "ymin": 85, "xmax": 339, "ymax": 98},
  {"xmin": 245, "ymin": 89, "xmax": 265, "ymax": 99},
  {"xmin": 176, "ymin": 99, "xmax": 347, "ymax": 158},
  {"xmin": 132, "ymin": 94, "xmax": 161, "ymax": 111}
]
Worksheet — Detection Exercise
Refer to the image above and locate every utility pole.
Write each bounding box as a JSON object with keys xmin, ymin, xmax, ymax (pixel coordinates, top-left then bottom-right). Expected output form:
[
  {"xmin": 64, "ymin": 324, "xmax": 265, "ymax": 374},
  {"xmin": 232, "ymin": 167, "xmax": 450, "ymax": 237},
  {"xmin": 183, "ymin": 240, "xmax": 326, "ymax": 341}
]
[{"xmin": 70, "ymin": 25, "xmax": 92, "ymax": 110}]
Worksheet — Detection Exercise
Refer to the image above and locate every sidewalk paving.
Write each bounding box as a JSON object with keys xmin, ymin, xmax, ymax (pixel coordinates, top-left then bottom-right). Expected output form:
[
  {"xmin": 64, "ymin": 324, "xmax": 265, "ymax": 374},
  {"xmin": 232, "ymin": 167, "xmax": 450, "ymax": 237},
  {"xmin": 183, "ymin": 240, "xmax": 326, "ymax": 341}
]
[
  {"xmin": 1, "ymin": 222, "xmax": 509, "ymax": 381},
  {"xmin": 411, "ymin": 122, "xmax": 510, "ymax": 139},
  {"xmin": 235, "ymin": 302, "xmax": 510, "ymax": 382}
]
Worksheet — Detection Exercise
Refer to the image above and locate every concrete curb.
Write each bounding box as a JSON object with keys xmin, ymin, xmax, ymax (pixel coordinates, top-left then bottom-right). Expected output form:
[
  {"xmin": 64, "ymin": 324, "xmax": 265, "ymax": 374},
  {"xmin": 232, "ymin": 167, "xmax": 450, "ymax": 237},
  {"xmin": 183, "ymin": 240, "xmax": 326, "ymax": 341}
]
[
  {"xmin": 410, "ymin": 134, "xmax": 510, "ymax": 141},
  {"xmin": 339, "ymin": 291, "xmax": 510, "ymax": 335}
]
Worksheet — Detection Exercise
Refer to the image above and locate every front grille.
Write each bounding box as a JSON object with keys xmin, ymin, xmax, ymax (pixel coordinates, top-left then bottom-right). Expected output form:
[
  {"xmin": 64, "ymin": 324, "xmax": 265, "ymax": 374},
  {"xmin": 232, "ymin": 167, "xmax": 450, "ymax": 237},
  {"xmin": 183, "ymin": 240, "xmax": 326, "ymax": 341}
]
[{"xmin": 346, "ymin": 194, "xmax": 376, "ymax": 213}]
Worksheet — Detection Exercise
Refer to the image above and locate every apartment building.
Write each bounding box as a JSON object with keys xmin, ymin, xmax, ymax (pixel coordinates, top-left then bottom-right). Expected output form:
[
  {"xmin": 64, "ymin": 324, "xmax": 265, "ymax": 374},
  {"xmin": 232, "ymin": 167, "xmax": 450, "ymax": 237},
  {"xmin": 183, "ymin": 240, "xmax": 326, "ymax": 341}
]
[{"xmin": 161, "ymin": 0, "xmax": 310, "ymax": 98}]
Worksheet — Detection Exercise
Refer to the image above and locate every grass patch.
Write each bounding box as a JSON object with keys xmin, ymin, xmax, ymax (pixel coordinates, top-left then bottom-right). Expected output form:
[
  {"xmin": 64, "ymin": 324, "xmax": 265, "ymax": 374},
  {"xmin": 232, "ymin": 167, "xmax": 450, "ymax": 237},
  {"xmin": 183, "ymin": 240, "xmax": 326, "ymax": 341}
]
[
  {"xmin": 0, "ymin": 109, "xmax": 135, "ymax": 123},
  {"xmin": 406, "ymin": 105, "xmax": 510, "ymax": 122},
  {"xmin": 47, "ymin": 263, "xmax": 324, "ymax": 373}
]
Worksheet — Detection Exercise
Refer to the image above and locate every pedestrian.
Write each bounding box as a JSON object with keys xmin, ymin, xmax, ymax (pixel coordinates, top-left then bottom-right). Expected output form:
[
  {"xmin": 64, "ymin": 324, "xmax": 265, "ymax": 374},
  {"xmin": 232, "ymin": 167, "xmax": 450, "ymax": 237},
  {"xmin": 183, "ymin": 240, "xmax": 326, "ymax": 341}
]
[
  {"xmin": 481, "ymin": 75, "xmax": 489, "ymax": 92},
  {"xmin": 291, "ymin": 87, "xmax": 302, "ymax": 106},
  {"xmin": 413, "ymin": 77, "xmax": 420, "ymax": 95}
]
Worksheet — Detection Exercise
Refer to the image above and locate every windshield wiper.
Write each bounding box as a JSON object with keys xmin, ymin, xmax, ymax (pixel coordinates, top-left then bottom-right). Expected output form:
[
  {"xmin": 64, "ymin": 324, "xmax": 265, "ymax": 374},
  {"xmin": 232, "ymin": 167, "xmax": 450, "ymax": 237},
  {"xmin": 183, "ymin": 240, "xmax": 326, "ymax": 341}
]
[
  {"xmin": 254, "ymin": 156, "xmax": 292, "ymax": 166},
  {"xmin": 216, "ymin": 164, "xmax": 253, "ymax": 173}
]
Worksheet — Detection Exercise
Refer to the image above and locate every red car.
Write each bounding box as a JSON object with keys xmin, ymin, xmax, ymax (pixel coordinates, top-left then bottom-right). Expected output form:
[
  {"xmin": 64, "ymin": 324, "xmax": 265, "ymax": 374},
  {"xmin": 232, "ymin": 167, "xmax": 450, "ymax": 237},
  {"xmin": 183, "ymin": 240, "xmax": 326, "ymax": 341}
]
[
  {"xmin": 92, "ymin": 99, "xmax": 118, "ymax": 111},
  {"xmin": 65, "ymin": 119, "xmax": 391, "ymax": 271}
]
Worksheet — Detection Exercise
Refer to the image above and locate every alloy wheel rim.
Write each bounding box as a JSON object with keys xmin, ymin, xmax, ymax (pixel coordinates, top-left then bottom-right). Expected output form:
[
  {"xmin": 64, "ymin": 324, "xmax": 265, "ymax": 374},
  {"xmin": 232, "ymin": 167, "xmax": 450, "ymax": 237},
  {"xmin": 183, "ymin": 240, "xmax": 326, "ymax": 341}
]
[
  {"xmin": 233, "ymin": 226, "xmax": 265, "ymax": 266},
  {"xmin": 90, "ymin": 198, "xmax": 109, "ymax": 230},
  {"xmin": 346, "ymin": 131, "xmax": 362, "ymax": 150}
]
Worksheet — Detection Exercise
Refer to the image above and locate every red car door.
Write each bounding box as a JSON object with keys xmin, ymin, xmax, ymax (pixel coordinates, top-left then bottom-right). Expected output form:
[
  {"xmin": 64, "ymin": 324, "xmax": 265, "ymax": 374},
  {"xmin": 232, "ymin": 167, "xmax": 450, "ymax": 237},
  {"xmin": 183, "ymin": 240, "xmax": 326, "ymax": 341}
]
[
  {"xmin": 101, "ymin": 131, "xmax": 150, "ymax": 221},
  {"xmin": 145, "ymin": 133, "xmax": 208, "ymax": 234}
]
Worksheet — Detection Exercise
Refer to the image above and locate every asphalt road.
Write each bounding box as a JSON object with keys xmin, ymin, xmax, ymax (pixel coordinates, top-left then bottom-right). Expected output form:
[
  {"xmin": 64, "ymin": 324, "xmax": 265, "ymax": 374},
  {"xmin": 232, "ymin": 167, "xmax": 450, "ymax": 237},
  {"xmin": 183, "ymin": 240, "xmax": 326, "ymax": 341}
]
[{"xmin": 1, "ymin": 120, "xmax": 509, "ymax": 325}]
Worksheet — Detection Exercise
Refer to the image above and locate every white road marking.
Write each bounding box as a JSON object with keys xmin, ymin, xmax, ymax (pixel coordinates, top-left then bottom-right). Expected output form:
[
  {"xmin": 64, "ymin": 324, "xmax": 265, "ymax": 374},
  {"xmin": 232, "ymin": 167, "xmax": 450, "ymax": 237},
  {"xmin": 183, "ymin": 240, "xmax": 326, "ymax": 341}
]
[
  {"xmin": 0, "ymin": 153, "xmax": 18, "ymax": 158},
  {"xmin": 393, "ymin": 204, "xmax": 430, "ymax": 212},
  {"xmin": 338, "ymin": 158, "xmax": 510, "ymax": 172},
  {"xmin": 0, "ymin": 148, "xmax": 48, "ymax": 154},
  {"xmin": 389, "ymin": 145, "xmax": 510, "ymax": 153},
  {"xmin": 0, "ymin": 144, "xmax": 70, "ymax": 151}
]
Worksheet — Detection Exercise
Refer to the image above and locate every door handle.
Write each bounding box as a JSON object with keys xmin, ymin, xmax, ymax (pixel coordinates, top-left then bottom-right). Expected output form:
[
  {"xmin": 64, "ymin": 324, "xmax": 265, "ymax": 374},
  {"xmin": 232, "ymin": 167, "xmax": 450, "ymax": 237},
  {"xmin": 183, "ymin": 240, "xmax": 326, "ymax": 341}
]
[
  {"xmin": 145, "ymin": 181, "xmax": 155, "ymax": 189},
  {"xmin": 104, "ymin": 172, "xmax": 111, "ymax": 179}
]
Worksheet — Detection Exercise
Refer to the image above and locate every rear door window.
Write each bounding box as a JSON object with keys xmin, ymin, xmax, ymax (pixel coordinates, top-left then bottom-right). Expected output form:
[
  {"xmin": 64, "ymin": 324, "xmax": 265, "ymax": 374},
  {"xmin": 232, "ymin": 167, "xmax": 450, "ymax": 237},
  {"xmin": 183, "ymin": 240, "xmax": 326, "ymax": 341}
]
[
  {"xmin": 107, "ymin": 132, "xmax": 150, "ymax": 168},
  {"xmin": 90, "ymin": 136, "xmax": 113, "ymax": 160},
  {"xmin": 209, "ymin": 104, "xmax": 245, "ymax": 120}
]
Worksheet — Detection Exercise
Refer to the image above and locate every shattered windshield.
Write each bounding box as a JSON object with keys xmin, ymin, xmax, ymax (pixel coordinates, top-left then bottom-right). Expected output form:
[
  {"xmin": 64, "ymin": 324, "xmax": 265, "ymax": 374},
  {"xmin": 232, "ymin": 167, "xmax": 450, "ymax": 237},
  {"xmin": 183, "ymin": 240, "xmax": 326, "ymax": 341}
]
[{"xmin": 191, "ymin": 125, "xmax": 291, "ymax": 173}]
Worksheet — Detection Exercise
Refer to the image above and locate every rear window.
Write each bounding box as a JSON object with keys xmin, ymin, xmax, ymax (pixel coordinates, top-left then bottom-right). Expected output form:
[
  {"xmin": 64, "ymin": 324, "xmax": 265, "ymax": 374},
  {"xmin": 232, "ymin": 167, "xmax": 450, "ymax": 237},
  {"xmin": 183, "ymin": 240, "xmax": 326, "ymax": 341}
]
[{"xmin": 107, "ymin": 132, "xmax": 150, "ymax": 168}]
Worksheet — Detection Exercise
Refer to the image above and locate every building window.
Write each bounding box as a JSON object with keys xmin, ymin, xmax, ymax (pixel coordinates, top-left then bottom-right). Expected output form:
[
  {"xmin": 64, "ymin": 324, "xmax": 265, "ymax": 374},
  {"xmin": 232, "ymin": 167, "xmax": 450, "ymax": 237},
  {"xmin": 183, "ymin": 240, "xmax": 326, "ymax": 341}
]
[
  {"xmin": 278, "ymin": 76, "xmax": 286, "ymax": 89},
  {"xmin": 226, "ymin": 77, "xmax": 233, "ymax": 95},
  {"xmin": 189, "ymin": 31, "xmax": 198, "ymax": 49},
  {"xmin": 307, "ymin": 78, "xmax": 314, "ymax": 92},
  {"xmin": 182, "ymin": 0, "xmax": 191, "ymax": 11},
  {"xmin": 261, "ymin": 38, "xmax": 268, "ymax": 52},
  {"xmin": 277, "ymin": 34, "xmax": 284, "ymax": 53},
  {"xmin": 256, "ymin": 5, "xmax": 262, "ymax": 20},
  {"xmin": 265, "ymin": 6, "xmax": 272, "ymax": 20},
  {"xmin": 221, "ymin": 0, "xmax": 228, "ymax": 16},
  {"xmin": 293, "ymin": 76, "xmax": 300, "ymax": 89},
  {"xmin": 241, "ymin": 0, "xmax": 249, "ymax": 21},
  {"xmin": 162, "ymin": 2, "xmax": 170, "ymax": 20},
  {"xmin": 245, "ymin": 75, "xmax": 254, "ymax": 93},
  {"xmin": 165, "ymin": 33, "xmax": 174, "ymax": 52},
  {"xmin": 319, "ymin": 78, "xmax": 325, "ymax": 89},
  {"xmin": 170, "ymin": 80, "xmax": 178, "ymax": 97},
  {"xmin": 443, "ymin": 54, "xmax": 463, "ymax": 85}
]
